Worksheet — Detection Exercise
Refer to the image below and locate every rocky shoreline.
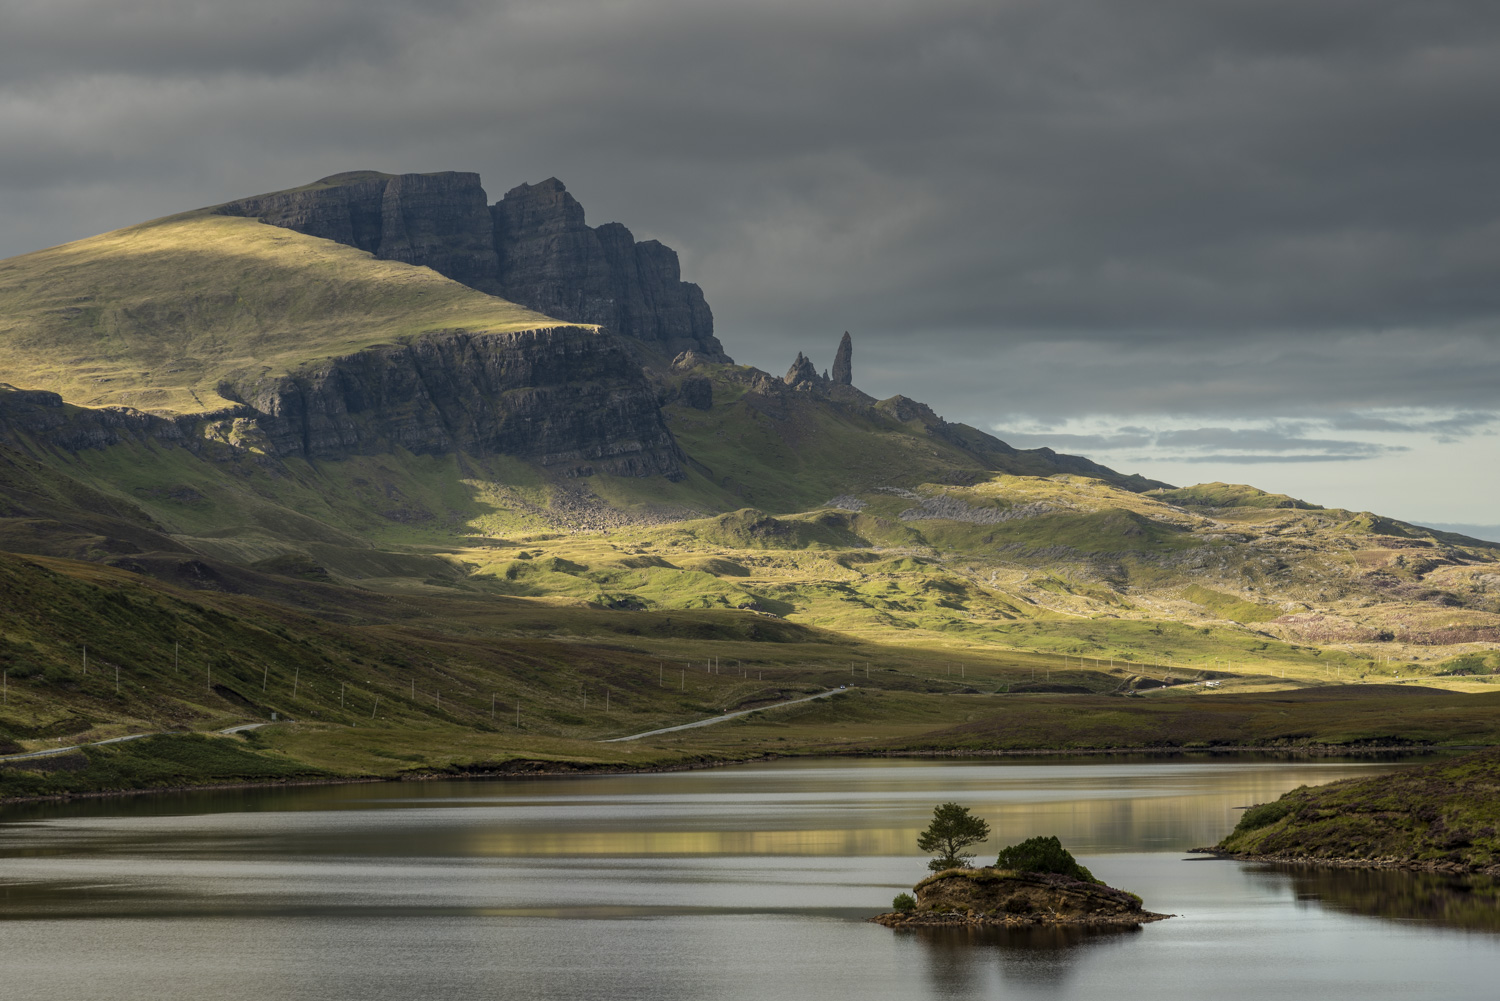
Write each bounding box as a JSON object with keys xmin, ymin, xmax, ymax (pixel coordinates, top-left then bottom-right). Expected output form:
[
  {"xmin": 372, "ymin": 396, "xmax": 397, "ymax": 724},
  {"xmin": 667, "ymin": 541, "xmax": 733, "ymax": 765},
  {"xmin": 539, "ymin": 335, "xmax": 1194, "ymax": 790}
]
[
  {"xmin": 872, "ymin": 908, "xmax": 1168, "ymax": 929},
  {"xmin": 1191, "ymin": 847, "xmax": 1500, "ymax": 877}
]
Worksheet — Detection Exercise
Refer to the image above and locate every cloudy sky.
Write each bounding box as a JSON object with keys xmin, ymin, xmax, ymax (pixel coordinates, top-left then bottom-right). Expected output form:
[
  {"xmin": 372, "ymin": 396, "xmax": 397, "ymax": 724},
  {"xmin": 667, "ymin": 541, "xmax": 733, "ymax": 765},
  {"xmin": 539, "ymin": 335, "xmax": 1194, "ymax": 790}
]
[{"xmin": 4, "ymin": 0, "xmax": 1497, "ymax": 535}]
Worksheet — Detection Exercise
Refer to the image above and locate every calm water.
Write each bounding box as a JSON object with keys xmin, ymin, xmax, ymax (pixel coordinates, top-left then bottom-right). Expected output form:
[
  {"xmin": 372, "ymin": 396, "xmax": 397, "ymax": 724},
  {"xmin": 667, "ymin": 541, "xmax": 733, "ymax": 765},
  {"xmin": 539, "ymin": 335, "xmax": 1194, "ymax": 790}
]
[{"xmin": 2, "ymin": 756, "xmax": 1498, "ymax": 1000}]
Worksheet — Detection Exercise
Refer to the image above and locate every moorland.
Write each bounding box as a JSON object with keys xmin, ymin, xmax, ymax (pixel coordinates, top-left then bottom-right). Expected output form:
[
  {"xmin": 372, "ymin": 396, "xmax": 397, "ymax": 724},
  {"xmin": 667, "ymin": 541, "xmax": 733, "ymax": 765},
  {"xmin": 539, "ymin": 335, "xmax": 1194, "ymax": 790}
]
[{"xmin": 2, "ymin": 169, "xmax": 1498, "ymax": 800}]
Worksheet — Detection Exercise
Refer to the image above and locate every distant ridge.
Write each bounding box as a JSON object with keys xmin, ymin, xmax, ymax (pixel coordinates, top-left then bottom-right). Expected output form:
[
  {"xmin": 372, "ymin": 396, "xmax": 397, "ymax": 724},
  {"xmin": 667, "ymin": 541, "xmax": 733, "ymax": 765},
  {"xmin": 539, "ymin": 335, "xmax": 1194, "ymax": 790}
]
[{"xmin": 1423, "ymin": 523, "xmax": 1500, "ymax": 545}]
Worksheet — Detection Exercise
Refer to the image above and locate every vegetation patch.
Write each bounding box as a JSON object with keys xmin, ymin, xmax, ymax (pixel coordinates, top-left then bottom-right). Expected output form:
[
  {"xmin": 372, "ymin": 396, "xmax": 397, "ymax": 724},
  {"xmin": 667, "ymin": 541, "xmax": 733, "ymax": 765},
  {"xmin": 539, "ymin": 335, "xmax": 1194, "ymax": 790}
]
[
  {"xmin": 1216, "ymin": 747, "xmax": 1500, "ymax": 870},
  {"xmin": 0, "ymin": 733, "xmax": 326, "ymax": 799}
]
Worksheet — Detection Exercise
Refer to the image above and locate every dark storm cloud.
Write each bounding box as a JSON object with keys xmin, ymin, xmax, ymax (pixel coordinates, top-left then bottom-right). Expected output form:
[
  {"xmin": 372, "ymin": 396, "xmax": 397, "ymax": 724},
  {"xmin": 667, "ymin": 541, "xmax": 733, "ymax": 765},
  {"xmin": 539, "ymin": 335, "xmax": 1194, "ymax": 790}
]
[
  {"xmin": 3, "ymin": 0, "xmax": 1499, "ymax": 422},
  {"xmin": 0, "ymin": 1, "xmax": 479, "ymax": 84}
]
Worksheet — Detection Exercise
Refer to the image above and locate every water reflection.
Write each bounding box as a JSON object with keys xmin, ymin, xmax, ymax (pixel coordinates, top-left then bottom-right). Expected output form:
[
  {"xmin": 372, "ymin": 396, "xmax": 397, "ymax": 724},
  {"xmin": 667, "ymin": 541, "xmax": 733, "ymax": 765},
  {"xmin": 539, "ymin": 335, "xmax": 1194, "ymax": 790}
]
[
  {"xmin": 1248, "ymin": 864, "xmax": 1500, "ymax": 932},
  {"xmin": 5, "ymin": 756, "xmax": 1500, "ymax": 1001},
  {"xmin": 905, "ymin": 923, "xmax": 1137, "ymax": 996},
  {"xmin": 0, "ymin": 756, "xmax": 1420, "ymax": 863}
]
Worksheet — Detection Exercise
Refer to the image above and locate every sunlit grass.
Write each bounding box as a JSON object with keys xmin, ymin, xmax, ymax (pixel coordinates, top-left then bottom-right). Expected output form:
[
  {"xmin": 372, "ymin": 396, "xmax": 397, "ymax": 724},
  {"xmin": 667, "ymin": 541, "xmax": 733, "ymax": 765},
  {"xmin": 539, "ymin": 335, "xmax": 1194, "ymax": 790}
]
[{"xmin": 0, "ymin": 212, "xmax": 561, "ymax": 413}]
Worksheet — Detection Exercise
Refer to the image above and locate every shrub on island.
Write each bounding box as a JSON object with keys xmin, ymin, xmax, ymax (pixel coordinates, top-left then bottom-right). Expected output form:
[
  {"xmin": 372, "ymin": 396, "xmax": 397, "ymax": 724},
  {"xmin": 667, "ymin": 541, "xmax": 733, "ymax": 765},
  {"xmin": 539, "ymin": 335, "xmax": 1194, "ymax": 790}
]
[{"xmin": 993, "ymin": 835, "xmax": 1100, "ymax": 884}]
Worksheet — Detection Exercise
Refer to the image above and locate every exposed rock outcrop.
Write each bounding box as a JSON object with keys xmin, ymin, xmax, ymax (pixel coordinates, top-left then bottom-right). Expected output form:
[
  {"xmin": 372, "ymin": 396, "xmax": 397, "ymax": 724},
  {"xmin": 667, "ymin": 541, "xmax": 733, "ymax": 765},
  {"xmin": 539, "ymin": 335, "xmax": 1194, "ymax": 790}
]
[
  {"xmin": 0, "ymin": 384, "xmax": 196, "ymax": 453},
  {"xmin": 218, "ymin": 171, "xmax": 501, "ymax": 294},
  {"xmin": 783, "ymin": 351, "xmax": 823, "ymax": 388},
  {"xmin": 872, "ymin": 868, "xmax": 1168, "ymax": 928},
  {"xmin": 492, "ymin": 179, "xmax": 726, "ymax": 361},
  {"xmin": 2, "ymin": 326, "xmax": 685, "ymax": 480},
  {"xmin": 217, "ymin": 172, "xmax": 726, "ymax": 362},
  {"xmin": 832, "ymin": 331, "xmax": 853, "ymax": 386},
  {"xmin": 232, "ymin": 327, "xmax": 683, "ymax": 477}
]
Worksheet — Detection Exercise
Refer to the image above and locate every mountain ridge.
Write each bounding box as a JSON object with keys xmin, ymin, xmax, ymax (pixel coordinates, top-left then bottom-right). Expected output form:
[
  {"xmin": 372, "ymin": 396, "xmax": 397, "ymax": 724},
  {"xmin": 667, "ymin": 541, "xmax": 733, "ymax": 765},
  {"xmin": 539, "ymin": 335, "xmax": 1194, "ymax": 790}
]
[
  {"xmin": 0, "ymin": 170, "xmax": 1494, "ymax": 798},
  {"xmin": 217, "ymin": 170, "xmax": 727, "ymax": 363}
]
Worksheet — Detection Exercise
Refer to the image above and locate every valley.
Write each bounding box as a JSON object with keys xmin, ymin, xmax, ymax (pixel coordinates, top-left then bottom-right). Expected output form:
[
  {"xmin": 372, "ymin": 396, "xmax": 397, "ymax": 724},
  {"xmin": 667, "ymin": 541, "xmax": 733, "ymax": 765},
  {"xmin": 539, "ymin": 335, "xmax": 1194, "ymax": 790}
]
[{"xmin": 2, "ymin": 170, "xmax": 1498, "ymax": 799}]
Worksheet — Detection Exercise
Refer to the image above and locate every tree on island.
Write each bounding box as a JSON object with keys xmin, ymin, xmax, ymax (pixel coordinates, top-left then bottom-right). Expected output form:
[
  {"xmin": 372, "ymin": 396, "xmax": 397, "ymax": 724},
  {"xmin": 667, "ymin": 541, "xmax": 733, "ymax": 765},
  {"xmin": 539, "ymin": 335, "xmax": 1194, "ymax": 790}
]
[{"xmin": 917, "ymin": 802, "xmax": 992, "ymax": 871}]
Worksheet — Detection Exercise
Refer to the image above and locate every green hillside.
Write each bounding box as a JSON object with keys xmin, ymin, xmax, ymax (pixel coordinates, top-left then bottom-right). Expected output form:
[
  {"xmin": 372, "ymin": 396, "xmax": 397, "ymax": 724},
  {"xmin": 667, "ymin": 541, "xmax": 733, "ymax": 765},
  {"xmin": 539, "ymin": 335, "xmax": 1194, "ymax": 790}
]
[
  {"xmin": 1, "ymin": 188, "xmax": 1499, "ymax": 800},
  {"xmin": 0, "ymin": 211, "xmax": 559, "ymax": 414}
]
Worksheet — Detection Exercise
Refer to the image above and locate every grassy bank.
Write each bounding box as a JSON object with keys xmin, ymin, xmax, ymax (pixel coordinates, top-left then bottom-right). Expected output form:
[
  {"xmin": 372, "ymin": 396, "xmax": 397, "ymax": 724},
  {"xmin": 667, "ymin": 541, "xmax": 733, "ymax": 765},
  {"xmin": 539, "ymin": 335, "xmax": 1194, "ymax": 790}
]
[{"xmin": 1214, "ymin": 746, "xmax": 1500, "ymax": 870}]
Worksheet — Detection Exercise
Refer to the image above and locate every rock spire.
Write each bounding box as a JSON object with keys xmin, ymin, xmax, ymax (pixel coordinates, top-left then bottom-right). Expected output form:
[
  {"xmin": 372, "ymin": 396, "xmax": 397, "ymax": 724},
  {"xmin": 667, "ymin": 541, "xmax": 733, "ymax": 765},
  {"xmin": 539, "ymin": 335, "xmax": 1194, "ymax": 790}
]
[
  {"xmin": 784, "ymin": 351, "xmax": 821, "ymax": 387},
  {"xmin": 832, "ymin": 331, "xmax": 853, "ymax": 386}
]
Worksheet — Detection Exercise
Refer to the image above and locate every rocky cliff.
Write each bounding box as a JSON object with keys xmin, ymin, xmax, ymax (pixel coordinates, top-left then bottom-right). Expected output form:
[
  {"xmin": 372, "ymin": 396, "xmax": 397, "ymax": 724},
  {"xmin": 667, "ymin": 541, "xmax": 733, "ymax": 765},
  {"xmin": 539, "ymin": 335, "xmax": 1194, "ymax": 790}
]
[
  {"xmin": 492, "ymin": 179, "xmax": 726, "ymax": 361},
  {"xmin": 2, "ymin": 323, "xmax": 685, "ymax": 480},
  {"xmin": 216, "ymin": 171, "xmax": 500, "ymax": 293},
  {"xmin": 217, "ymin": 172, "xmax": 726, "ymax": 362},
  {"xmin": 232, "ymin": 326, "xmax": 683, "ymax": 477},
  {"xmin": 0, "ymin": 384, "xmax": 196, "ymax": 453}
]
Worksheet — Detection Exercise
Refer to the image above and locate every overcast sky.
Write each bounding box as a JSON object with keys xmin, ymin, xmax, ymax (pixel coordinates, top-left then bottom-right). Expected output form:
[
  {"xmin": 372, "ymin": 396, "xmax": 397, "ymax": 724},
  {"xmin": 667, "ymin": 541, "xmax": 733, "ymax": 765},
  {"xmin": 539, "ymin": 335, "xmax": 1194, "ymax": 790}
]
[{"xmin": 3, "ymin": 0, "xmax": 1497, "ymax": 533}]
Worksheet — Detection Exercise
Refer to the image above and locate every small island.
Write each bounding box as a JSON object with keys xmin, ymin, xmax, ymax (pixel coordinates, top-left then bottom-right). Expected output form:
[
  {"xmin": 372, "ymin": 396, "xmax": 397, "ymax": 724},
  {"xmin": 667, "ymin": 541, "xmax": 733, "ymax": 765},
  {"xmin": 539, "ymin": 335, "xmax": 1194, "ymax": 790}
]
[
  {"xmin": 873, "ymin": 807, "xmax": 1169, "ymax": 928},
  {"xmin": 871, "ymin": 865, "xmax": 1169, "ymax": 928},
  {"xmin": 1205, "ymin": 747, "xmax": 1500, "ymax": 874}
]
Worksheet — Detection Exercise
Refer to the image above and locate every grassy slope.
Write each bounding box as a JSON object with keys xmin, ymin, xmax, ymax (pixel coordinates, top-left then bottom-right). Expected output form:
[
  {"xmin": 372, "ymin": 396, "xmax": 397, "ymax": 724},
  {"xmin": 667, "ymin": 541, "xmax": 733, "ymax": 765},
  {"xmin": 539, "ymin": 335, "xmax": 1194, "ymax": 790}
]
[
  {"xmin": 1216, "ymin": 746, "xmax": 1500, "ymax": 870},
  {"xmin": 0, "ymin": 204, "xmax": 1498, "ymax": 800},
  {"xmin": 1155, "ymin": 482, "xmax": 1322, "ymax": 510},
  {"xmin": 9, "ymin": 544, "xmax": 1500, "ymax": 801},
  {"xmin": 0, "ymin": 212, "xmax": 559, "ymax": 414}
]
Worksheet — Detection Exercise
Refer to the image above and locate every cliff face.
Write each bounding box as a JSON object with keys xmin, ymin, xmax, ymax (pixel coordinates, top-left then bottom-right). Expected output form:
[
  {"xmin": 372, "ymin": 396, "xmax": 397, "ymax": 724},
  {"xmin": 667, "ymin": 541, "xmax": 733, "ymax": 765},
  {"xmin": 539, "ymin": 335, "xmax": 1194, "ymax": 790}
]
[
  {"xmin": 233, "ymin": 326, "xmax": 684, "ymax": 477},
  {"xmin": 217, "ymin": 171, "xmax": 499, "ymax": 291},
  {"xmin": 1, "ymin": 324, "xmax": 685, "ymax": 480},
  {"xmin": 491, "ymin": 179, "xmax": 725, "ymax": 361},
  {"xmin": 218, "ymin": 172, "xmax": 726, "ymax": 361}
]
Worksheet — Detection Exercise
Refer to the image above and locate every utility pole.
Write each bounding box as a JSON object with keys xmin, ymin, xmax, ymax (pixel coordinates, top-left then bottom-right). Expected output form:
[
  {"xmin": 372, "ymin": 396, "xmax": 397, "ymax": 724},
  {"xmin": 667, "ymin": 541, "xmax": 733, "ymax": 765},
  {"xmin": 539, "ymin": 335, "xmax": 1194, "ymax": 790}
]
[
  {"xmin": 263, "ymin": 665, "xmax": 268, "ymax": 691},
  {"xmin": 680, "ymin": 668, "xmax": 685, "ymax": 691},
  {"xmin": 293, "ymin": 668, "xmax": 299, "ymax": 700},
  {"xmin": 371, "ymin": 695, "xmax": 379, "ymax": 719}
]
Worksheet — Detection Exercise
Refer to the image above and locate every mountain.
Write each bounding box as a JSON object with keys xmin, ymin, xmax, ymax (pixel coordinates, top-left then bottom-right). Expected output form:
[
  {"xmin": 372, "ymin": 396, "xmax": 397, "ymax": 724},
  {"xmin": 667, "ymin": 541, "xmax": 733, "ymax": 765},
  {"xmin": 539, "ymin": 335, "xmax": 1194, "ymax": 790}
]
[
  {"xmin": 1, "ymin": 170, "xmax": 1498, "ymax": 791},
  {"xmin": 217, "ymin": 170, "xmax": 725, "ymax": 363}
]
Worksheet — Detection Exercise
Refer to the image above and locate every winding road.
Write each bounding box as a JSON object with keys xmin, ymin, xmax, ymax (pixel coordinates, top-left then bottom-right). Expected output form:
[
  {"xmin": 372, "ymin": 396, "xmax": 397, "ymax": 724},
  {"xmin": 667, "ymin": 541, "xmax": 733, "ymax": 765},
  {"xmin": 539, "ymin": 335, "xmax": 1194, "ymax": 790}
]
[
  {"xmin": 0, "ymin": 723, "xmax": 268, "ymax": 763},
  {"xmin": 603, "ymin": 688, "xmax": 843, "ymax": 742},
  {"xmin": 1, "ymin": 692, "xmax": 842, "ymax": 761}
]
